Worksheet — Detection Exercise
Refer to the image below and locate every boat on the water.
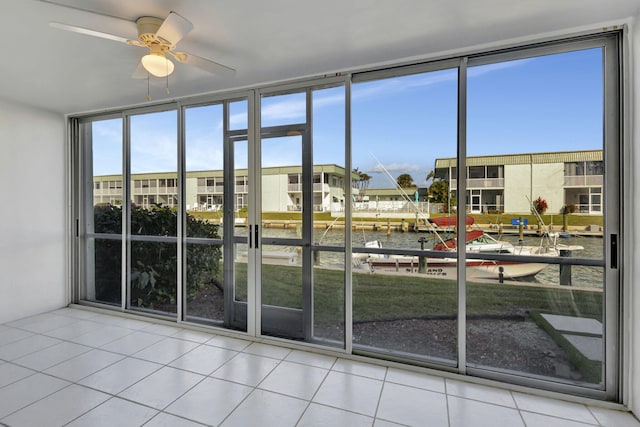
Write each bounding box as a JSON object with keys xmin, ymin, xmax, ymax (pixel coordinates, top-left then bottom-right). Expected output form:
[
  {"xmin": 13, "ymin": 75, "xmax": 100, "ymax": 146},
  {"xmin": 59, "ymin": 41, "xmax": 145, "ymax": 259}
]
[{"xmin": 355, "ymin": 216, "xmax": 583, "ymax": 280}]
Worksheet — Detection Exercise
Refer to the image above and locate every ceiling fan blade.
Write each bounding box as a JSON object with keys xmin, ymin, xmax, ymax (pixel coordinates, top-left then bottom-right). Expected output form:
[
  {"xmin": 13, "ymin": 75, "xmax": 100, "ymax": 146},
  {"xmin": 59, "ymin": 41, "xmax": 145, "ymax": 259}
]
[
  {"xmin": 177, "ymin": 52, "xmax": 236, "ymax": 77},
  {"xmin": 156, "ymin": 12, "xmax": 193, "ymax": 47},
  {"xmin": 45, "ymin": 4, "xmax": 138, "ymax": 43},
  {"xmin": 49, "ymin": 22, "xmax": 131, "ymax": 44}
]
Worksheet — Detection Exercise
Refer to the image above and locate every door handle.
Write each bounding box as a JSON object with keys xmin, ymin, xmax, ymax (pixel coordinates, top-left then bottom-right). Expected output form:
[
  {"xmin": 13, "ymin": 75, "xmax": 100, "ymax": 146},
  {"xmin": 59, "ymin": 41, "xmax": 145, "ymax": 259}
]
[
  {"xmin": 610, "ymin": 233, "xmax": 617, "ymax": 269},
  {"xmin": 255, "ymin": 224, "xmax": 259, "ymax": 249},
  {"xmin": 249, "ymin": 224, "xmax": 253, "ymax": 249}
]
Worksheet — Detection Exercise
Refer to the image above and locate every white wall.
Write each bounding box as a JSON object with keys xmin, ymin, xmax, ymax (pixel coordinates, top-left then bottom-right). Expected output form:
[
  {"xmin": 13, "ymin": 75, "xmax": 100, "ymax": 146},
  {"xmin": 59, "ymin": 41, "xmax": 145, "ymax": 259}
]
[
  {"xmin": 262, "ymin": 174, "xmax": 292, "ymax": 211},
  {"xmin": 0, "ymin": 99, "xmax": 67, "ymax": 323},
  {"xmin": 531, "ymin": 163, "xmax": 565, "ymax": 213},
  {"xmin": 629, "ymin": 14, "xmax": 640, "ymax": 416},
  {"xmin": 504, "ymin": 164, "xmax": 533, "ymax": 212}
]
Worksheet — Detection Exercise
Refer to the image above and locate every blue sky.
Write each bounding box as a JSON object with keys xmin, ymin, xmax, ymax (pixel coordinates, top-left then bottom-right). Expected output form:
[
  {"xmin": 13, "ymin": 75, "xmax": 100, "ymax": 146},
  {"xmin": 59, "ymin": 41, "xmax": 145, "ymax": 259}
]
[{"xmin": 93, "ymin": 47, "xmax": 603, "ymax": 188}]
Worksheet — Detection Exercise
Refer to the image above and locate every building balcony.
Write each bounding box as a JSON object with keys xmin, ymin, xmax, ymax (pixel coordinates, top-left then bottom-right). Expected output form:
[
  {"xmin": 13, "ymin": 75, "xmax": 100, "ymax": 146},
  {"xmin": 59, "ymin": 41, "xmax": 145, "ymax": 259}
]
[
  {"xmin": 94, "ymin": 188, "xmax": 122, "ymax": 196},
  {"xmin": 287, "ymin": 183, "xmax": 330, "ymax": 192},
  {"xmin": 449, "ymin": 178, "xmax": 504, "ymax": 189},
  {"xmin": 564, "ymin": 175, "xmax": 603, "ymax": 187},
  {"xmin": 197, "ymin": 185, "xmax": 224, "ymax": 193}
]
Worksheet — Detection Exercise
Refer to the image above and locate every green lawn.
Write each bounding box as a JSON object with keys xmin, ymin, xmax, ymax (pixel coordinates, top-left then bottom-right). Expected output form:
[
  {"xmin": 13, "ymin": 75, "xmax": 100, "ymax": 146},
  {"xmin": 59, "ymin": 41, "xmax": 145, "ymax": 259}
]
[{"xmin": 234, "ymin": 263, "xmax": 602, "ymax": 324}]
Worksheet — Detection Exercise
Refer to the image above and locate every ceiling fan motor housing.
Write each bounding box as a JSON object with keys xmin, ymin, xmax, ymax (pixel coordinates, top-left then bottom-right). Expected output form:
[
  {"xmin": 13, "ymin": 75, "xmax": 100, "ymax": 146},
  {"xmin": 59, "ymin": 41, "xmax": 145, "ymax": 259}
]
[{"xmin": 136, "ymin": 16, "xmax": 170, "ymax": 48}]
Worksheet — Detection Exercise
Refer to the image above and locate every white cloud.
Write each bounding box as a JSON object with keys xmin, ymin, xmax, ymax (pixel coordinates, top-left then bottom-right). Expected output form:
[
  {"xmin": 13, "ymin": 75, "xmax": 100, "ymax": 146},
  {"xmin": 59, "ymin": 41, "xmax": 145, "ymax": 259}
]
[
  {"xmin": 368, "ymin": 162, "xmax": 422, "ymax": 174},
  {"xmin": 261, "ymin": 98, "xmax": 306, "ymax": 123}
]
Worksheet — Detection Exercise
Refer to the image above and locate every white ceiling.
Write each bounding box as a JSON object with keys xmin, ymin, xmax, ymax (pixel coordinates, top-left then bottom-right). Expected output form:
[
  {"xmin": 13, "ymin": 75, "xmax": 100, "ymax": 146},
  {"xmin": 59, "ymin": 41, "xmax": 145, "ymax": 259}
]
[{"xmin": 2, "ymin": 0, "xmax": 639, "ymax": 115}]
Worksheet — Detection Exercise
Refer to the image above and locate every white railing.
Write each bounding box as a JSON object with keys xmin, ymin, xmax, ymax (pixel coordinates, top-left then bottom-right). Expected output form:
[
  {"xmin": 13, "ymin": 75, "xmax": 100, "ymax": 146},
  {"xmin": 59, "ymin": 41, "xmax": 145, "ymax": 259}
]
[
  {"xmin": 288, "ymin": 183, "xmax": 330, "ymax": 192},
  {"xmin": 450, "ymin": 178, "xmax": 504, "ymax": 189},
  {"xmin": 197, "ymin": 185, "xmax": 224, "ymax": 193},
  {"xmin": 564, "ymin": 175, "xmax": 603, "ymax": 186}
]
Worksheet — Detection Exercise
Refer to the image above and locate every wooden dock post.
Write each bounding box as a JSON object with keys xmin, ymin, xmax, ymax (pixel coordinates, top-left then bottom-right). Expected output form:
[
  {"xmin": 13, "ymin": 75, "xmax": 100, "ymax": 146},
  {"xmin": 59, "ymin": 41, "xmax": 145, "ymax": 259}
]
[
  {"xmin": 518, "ymin": 217, "xmax": 524, "ymax": 242},
  {"xmin": 559, "ymin": 248, "xmax": 572, "ymax": 286},
  {"xmin": 418, "ymin": 237, "xmax": 427, "ymax": 273}
]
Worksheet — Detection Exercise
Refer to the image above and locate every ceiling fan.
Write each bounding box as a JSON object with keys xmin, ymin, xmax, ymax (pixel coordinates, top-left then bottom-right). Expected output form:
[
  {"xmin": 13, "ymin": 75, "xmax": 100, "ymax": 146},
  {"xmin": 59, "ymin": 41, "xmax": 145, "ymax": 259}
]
[{"xmin": 50, "ymin": 11, "xmax": 235, "ymax": 79}]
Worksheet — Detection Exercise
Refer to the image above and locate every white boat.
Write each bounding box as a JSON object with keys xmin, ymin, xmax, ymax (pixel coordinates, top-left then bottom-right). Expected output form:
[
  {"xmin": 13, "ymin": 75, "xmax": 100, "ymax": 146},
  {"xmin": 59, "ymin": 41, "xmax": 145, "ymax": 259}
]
[{"xmin": 355, "ymin": 217, "xmax": 583, "ymax": 280}]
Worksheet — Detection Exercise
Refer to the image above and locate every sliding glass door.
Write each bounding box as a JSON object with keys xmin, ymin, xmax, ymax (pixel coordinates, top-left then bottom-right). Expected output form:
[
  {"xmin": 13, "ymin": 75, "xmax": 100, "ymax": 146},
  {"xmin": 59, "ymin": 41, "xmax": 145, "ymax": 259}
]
[
  {"xmin": 464, "ymin": 40, "xmax": 619, "ymax": 394},
  {"xmin": 351, "ymin": 64, "xmax": 459, "ymax": 365},
  {"xmin": 77, "ymin": 32, "xmax": 621, "ymax": 400}
]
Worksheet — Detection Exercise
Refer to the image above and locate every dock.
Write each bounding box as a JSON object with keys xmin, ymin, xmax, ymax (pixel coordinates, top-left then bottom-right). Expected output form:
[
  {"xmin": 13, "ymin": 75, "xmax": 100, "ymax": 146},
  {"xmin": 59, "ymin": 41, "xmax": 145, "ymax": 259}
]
[{"xmin": 258, "ymin": 220, "xmax": 603, "ymax": 237}]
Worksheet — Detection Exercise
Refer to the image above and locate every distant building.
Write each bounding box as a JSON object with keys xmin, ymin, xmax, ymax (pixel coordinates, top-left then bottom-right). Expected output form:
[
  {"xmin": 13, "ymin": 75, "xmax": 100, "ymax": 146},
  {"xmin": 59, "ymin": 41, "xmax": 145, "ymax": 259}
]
[
  {"xmin": 434, "ymin": 150, "xmax": 603, "ymax": 215},
  {"xmin": 93, "ymin": 164, "xmax": 354, "ymax": 213}
]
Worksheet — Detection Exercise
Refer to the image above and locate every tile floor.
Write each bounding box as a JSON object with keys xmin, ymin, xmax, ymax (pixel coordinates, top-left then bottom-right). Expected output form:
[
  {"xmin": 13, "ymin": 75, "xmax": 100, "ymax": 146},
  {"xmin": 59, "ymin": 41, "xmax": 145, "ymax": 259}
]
[{"xmin": 0, "ymin": 307, "xmax": 639, "ymax": 427}]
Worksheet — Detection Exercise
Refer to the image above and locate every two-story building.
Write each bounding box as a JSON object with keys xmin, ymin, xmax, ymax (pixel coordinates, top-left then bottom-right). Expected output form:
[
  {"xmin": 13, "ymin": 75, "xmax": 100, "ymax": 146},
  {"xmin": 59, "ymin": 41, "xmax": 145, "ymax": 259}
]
[
  {"xmin": 434, "ymin": 150, "xmax": 603, "ymax": 214},
  {"xmin": 93, "ymin": 164, "xmax": 353, "ymax": 213}
]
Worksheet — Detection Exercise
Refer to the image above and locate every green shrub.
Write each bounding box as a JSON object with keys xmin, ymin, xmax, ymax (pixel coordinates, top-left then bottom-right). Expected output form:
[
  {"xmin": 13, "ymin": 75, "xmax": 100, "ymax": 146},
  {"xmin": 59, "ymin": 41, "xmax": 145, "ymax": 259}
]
[{"xmin": 93, "ymin": 204, "xmax": 222, "ymax": 310}]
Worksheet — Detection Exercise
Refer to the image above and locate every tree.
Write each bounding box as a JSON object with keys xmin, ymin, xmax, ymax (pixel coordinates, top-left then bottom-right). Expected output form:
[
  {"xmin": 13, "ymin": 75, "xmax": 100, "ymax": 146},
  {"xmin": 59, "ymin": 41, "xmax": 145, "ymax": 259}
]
[
  {"xmin": 533, "ymin": 196, "xmax": 548, "ymax": 214},
  {"xmin": 425, "ymin": 169, "xmax": 435, "ymax": 183},
  {"xmin": 396, "ymin": 173, "xmax": 414, "ymax": 188},
  {"xmin": 352, "ymin": 167, "xmax": 372, "ymax": 202},
  {"xmin": 428, "ymin": 180, "xmax": 449, "ymax": 203}
]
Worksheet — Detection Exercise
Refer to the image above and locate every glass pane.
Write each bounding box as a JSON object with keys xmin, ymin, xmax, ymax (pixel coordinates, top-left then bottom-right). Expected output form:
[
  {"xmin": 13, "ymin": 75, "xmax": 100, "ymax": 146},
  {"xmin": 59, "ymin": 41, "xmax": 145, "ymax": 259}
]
[
  {"xmin": 185, "ymin": 104, "xmax": 224, "ymax": 237},
  {"xmin": 235, "ymin": 140, "xmax": 249, "ymax": 226},
  {"xmin": 129, "ymin": 110, "xmax": 178, "ymax": 316},
  {"xmin": 185, "ymin": 243, "xmax": 224, "ymax": 322},
  {"xmin": 87, "ymin": 237, "xmax": 121, "ymax": 306},
  {"xmin": 466, "ymin": 47, "xmax": 605, "ymax": 386},
  {"xmin": 352, "ymin": 250, "xmax": 457, "ymax": 361},
  {"xmin": 229, "ymin": 99, "xmax": 248, "ymax": 130},
  {"xmin": 313, "ymin": 251, "xmax": 344, "ymax": 347},
  {"xmin": 87, "ymin": 118, "xmax": 123, "ymax": 305},
  {"xmin": 261, "ymin": 92, "xmax": 306, "ymax": 127},
  {"xmin": 130, "ymin": 240, "xmax": 177, "ymax": 314},
  {"xmin": 261, "ymin": 136, "xmax": 302, "ymax": 238},
  {"xmin": 231, "ymin": 140, "xmax": 249, "ymax": 332},
  {"xmin": 130, "ymin": 110, "xmax": 178, "ymax": 235},
  {"xmin": 351, "ymin": 68, "xmax": 458, "ymax": 364},
  {"xmin": 234, "ymin": 243, "xmax": 248, "ymax": 304},
  {"xmin": 313, "ymin": 86, "xmax": 346, "ymax": 246},
  {"xmin": 261, "ymin": 244, "xmax": 303, "ymax": 337}
]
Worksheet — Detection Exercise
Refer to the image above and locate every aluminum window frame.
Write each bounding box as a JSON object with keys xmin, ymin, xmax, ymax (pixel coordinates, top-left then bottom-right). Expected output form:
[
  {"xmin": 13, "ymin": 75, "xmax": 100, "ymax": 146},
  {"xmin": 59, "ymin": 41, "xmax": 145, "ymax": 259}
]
[{"xmin": 71, "ymin": 30, "xmax": 623, "ymax": 402}]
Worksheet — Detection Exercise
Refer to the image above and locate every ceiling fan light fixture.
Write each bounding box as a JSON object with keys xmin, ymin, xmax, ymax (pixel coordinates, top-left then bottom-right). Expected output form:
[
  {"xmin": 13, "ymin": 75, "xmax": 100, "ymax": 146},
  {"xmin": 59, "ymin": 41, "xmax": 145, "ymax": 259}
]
[{"xmin": 141, "ymin": 52, "xmax": 175, "ymax": 77}]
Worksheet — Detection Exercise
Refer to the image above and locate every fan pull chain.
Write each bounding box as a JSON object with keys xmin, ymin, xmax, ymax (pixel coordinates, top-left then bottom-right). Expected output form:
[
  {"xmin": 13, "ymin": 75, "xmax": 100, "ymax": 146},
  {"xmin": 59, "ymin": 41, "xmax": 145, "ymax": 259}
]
[
  {"xmin": 146, "ymin": 72, "xmax": 151, "ymax": 101},
  {"xmin": 165, "ymin": 60, "xmax": 170, "ymax": 94}
]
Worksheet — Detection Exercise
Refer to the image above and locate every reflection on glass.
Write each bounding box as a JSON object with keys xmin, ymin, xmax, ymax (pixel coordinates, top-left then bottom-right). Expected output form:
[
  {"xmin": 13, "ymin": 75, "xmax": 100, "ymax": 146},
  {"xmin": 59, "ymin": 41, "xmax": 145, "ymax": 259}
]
[
  {"xmin": 185, "ymin": 243, "xmax": 224, "ymax": 322},
  {"xmin": 130, "ymin": 241, "xmax": 177, "ymax": 314},
  {"xmin": 351, "ymin": 68, "xmax": 458, "ymax": 363},
  {"xmin": 185, "ymin": 104, "xmax": 224, "ymax": 238},
  {"xmin": 465, "ymin": 48, "xmax": 605, "ymax": 386}
]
